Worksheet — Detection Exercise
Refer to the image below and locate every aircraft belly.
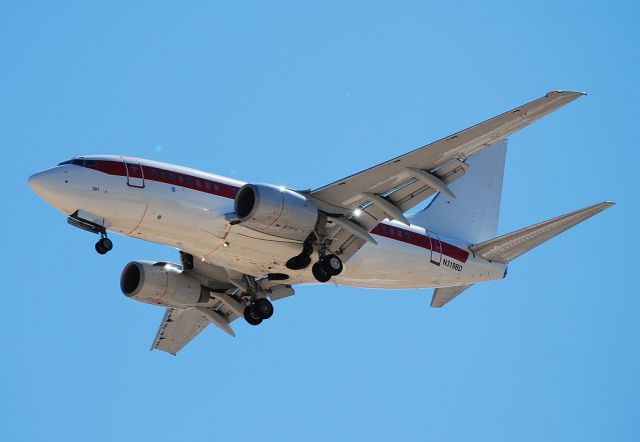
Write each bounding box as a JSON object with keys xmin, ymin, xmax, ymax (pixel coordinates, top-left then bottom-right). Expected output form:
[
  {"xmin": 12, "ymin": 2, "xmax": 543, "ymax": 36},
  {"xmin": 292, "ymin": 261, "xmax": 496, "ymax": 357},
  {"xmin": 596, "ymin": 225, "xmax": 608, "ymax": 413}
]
[
  {"xmin": 333, "ymin": 237, "xmax": 505, "ymax": 289},
  {"xmin": 205, "ymin": 225, "xmax": 303, "ymax": 277},
  {"xmin": 334, "ymin": 238, "xmax": 464, "ymax": 289}
]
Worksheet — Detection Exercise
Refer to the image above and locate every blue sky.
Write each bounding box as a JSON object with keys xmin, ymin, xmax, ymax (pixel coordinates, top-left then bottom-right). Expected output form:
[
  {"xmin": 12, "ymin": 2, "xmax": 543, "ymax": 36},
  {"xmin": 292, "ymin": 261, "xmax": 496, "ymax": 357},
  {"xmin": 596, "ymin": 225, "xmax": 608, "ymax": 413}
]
[{"xmin": 1, "ymin": 1, "xmax": 638, "ymax": 441}]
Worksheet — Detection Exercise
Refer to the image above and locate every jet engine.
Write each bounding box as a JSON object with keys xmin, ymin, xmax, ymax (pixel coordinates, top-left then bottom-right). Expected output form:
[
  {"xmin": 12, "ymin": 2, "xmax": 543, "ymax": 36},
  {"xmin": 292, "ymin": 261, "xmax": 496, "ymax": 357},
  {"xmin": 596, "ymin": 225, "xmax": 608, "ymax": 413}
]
[
  {"xmin": 120, "ymin": 261, "xmax": 208, "ymax": 308},
  {"xmin": 234, "ymin": 183, "xmax": 319, "ymax": 240}
]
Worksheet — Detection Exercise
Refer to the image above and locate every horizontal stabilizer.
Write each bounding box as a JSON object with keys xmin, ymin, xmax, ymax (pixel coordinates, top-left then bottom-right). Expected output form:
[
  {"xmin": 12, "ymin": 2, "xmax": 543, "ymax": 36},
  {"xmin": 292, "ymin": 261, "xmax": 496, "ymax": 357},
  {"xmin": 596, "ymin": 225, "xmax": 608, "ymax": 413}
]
[
  {"xmin": 431, "ymin": 284, "xmax": 473, "ymax": 308},
  {"xmin": 151, "ymin": 308, "xmax": 211, "ymax": 355},
  {"xmin": 469, "ymin": 201, "xmax": 615, "ymax": 264}
]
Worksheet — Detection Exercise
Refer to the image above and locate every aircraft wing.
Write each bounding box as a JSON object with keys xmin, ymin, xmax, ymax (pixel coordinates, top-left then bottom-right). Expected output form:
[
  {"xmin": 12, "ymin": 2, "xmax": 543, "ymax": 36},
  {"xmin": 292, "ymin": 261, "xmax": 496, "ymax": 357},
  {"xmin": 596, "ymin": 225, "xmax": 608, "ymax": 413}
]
[
  {"xmin": 151, "ymin": 255, "xmax": 295, "ymax": 355},
  {"xmin": 310, "ymin": 91, "xmax": 584, "ymax": 261}
]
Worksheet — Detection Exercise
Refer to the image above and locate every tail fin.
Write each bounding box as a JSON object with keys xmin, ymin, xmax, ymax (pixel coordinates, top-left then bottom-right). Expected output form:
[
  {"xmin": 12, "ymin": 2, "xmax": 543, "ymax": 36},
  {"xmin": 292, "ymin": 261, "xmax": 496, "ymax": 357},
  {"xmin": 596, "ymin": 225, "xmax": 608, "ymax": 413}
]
[
  {"xmin": 410, "ymin": 140, "xmax": 507, "ymax": 244},
  {"xmin": 469, "ymin": 201, "xmax": 615, "ymax": 263}
]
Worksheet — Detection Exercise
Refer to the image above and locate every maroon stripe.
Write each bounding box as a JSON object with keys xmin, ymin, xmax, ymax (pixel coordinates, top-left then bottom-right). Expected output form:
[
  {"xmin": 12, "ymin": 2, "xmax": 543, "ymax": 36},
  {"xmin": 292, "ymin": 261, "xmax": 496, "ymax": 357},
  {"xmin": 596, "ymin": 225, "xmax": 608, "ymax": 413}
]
[
  {"xmin": 371, "ymin": 224, "xmax": 469, "ymax": 263},
  {"xmin": 88, "ymin": 160, "xmax": 240, "ymax": 199},
  {"xmin": 88, "ymin": 159, "xmax": 469, "ymax": 262}
]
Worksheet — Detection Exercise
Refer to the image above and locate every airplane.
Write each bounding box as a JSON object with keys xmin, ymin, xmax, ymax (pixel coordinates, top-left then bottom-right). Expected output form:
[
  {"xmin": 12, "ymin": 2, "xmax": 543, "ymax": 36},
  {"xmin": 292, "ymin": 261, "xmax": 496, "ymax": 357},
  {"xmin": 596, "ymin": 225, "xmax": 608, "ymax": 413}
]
[{"xmin": 28, "ymin": 91, "xmax": 614, "ymax": 355}]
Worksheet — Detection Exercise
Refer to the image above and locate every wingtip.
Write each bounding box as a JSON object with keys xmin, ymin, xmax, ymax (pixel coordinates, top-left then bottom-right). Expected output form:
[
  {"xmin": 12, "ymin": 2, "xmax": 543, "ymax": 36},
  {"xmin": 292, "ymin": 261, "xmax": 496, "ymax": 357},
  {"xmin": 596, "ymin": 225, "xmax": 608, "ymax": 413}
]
[
  {"xmin": 546, "ymin": 90, "xmax": 587, "ymax": 97},
  {"xmin": 587, "ymin": 201, "xmax": 616, "ymax": 213}
]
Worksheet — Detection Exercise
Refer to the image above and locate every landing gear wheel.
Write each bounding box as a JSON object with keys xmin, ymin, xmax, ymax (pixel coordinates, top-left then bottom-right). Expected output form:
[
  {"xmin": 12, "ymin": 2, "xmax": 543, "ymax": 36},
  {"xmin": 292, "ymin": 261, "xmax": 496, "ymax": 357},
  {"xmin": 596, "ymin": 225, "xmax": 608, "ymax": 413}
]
[
  {"xmin": 312, "ymin": 262, "xmax": 332, "ymax": 283},
  {"xmin": 254, "ymin": 298, "xmax": 274, "ymax": 320},
  {"xmin": 244, "ymin": 305, "xmax": 263, "ymax": 326},
  {"xmin": 95, "ymin": 241, "xmax": 107, "ymax": 255},
  {"xmin": 95, "ymin": 234, "xmax": 112, "ymax": 255},
  {"xmin": 322, "ymin": 254, "xmax": 343, "ymax": 276},
  {"xmin": 286, "ymin": 254, "xmax": 312, "ymax": 271},
  {"xmin": 100, "ymin": 237, "xmax": 113, "ymax": 251}
]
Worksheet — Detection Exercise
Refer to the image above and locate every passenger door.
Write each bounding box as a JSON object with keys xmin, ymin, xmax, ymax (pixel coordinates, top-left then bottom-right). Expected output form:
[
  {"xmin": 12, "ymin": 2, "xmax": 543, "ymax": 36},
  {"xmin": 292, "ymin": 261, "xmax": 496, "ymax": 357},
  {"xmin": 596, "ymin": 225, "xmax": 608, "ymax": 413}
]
[{"xmin": 122, "ymin": 157, "xmax": 145, "ymax": 188}]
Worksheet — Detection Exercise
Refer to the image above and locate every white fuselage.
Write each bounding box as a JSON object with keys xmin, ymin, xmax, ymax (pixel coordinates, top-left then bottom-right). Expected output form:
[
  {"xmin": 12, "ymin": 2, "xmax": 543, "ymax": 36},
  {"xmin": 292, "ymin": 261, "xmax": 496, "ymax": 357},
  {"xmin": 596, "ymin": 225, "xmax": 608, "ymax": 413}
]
[{"xmin": 28, "ymin": 155, "xmax": 507, "ymax": 289}]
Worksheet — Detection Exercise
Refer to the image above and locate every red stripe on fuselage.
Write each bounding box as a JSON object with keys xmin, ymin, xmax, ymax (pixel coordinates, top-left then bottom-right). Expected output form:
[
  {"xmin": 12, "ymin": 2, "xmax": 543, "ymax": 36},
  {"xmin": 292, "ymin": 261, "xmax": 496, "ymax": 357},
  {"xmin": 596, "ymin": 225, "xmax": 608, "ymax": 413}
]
[
  {"xmin": 88, "ymin": 160, "xmax": 239, "ymax": 199},
  {"xmin": 87, "ymin": 159, "xmax": 469, "ymax": 263},
  {"xmin": 370, "ymin": 224, "xmax": 469, "ymax": 263}
]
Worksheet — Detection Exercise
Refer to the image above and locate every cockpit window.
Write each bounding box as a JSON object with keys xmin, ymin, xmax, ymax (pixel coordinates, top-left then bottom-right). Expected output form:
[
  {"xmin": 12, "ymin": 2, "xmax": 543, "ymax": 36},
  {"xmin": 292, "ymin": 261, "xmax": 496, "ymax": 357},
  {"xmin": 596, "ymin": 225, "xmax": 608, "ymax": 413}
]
[{"xmin": 58, "ymin": 158, "xmax": 97, "ymax": 167}]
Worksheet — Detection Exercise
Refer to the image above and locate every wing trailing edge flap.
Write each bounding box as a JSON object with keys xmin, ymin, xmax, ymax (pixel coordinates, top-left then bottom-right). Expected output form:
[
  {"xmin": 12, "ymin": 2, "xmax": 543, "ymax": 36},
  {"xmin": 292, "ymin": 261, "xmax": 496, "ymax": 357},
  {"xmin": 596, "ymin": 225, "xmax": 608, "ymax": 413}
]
[{"xmin": 469, "ymin": 201, "xmax": 615, "ymax": 264}]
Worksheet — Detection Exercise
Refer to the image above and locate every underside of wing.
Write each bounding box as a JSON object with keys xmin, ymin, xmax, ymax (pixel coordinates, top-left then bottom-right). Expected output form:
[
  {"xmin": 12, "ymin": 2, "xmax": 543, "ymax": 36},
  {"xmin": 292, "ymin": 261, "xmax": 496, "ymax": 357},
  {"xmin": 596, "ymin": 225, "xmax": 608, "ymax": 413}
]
[
  {"xmin": 312, "ymin": 91, "xmax": 583, "ymax": 210},
  {"xmin": 149, "ymin": 253, "xmax": 296, "ymax": 355}
]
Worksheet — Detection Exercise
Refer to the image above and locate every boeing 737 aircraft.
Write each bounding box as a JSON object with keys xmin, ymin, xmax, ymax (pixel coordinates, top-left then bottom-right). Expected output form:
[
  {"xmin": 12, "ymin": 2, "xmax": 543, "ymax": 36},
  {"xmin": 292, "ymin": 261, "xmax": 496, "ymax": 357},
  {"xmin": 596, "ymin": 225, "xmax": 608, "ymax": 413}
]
[{"xmin": 28, "ymin": 91, "xmax": 613, "ymax": 355}]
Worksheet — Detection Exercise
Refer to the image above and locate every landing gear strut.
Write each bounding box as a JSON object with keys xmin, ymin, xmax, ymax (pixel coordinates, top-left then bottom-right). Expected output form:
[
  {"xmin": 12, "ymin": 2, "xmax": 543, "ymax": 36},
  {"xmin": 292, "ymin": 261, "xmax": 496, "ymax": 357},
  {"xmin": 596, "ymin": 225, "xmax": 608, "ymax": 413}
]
[
  {"xmin": 243, "ymin": 298, "xmax": 275, "ymax": 326},
  {"xmin": 95, "ymin": 233, "xmax": 113, "ymax": 255}
]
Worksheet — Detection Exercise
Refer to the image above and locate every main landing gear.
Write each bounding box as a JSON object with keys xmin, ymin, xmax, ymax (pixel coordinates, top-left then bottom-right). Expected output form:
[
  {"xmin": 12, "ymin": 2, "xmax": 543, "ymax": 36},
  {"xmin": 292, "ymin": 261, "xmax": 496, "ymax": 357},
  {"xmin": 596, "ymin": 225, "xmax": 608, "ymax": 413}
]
[
  {"xmin": 285, "ymin": 234, "xmax": 344, "ymax": 283},
  {"xmin": 311, "ymin": 253, "xmax": 343, "ymax": 283},
  {"xmin": 243, "ymin": 298, "xmax": 274, "ymax": 326},
  {"xmin": 94, "ymin": 232, "xmax": 113, "ymax": 255}
]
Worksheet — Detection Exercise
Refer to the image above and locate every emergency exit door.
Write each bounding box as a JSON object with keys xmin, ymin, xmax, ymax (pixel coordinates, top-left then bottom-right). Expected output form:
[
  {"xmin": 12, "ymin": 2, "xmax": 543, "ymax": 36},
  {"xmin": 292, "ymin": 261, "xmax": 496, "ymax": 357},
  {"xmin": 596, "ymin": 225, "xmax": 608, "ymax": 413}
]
[{"xmin": 426, "ymin": 230, "xmax": 442, "ymax": 266}]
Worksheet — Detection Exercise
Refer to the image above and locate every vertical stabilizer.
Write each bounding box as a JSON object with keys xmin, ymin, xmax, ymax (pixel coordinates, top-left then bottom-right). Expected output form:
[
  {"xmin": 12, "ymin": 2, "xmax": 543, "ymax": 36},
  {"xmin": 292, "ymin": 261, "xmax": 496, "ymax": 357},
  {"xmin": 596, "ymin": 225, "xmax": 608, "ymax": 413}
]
[{"xmin": 410, "ymin": 140, "xmax": 507, "ymax": 244}]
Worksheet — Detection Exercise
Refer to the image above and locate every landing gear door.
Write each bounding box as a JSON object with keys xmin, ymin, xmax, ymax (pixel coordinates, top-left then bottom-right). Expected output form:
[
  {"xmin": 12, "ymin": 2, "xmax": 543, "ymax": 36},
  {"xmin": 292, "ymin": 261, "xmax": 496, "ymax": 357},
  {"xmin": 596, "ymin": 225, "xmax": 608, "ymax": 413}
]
[
  {"xmin": 122, "ymin": 157, "xmax": 145, "ymax": 188},
  {"xmin": 426, "ymin": 230, "xmax": 442, "ymax": 266}
]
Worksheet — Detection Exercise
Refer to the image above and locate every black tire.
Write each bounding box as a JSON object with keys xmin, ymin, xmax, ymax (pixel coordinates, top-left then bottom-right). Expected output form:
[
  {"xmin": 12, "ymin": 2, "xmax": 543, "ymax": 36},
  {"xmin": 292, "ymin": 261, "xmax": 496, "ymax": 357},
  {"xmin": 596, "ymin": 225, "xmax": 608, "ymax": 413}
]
[
  {"xmin": 244, "ymin": 305, "xmax": 262, "ymax": 326},
  {"xmin": 95, "ymin": 241, "xmax": 107, "ymax": 255},
  {"xmin": 312, "ymin": 262, "xmax": 331, "ymax": 283},
  {"xmin": 100, "ymin": 237, "xmax": 113, "ymax": 251},
  {"xmin": 254, "ymin": 298, "xmax": 274, "ymax": 320},
  {"xmin": 322, "ymin": 254, "xmax": 343, "ymax": 276},
  {"xmin": 286, "ymin": 254, "xmax": 312, "ymax": 270}
]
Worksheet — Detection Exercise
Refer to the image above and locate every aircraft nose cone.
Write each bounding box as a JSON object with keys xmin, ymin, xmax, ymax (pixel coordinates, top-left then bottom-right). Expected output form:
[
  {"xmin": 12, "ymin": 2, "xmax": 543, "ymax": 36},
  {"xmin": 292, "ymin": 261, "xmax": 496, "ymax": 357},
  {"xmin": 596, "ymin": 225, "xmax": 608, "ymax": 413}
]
[
  {"xmin": 28, "ymin": 168, "xmax": 65, "ymax": 203},
  {"xmin": 28, "ymin": 171, "xmax": 48, "ymax": 196}
]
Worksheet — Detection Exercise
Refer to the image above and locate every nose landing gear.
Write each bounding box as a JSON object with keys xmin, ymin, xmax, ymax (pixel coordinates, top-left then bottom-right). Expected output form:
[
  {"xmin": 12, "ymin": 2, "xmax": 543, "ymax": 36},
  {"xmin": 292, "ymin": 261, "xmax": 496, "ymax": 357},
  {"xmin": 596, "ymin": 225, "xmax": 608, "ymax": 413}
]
[
  {"xmin": 67, "ymin": 211, "xmax": 114, "ymax": 255},
  {"xmin": 94, "ymin": 233, "xmax": 113, "ymax": 255}
]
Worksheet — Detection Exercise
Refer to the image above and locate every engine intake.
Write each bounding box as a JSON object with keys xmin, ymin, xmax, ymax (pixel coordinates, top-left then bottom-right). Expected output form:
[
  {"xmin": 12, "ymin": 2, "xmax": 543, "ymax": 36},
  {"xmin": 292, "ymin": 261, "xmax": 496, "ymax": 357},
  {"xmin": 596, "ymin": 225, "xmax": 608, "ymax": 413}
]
[
  {"xmin": 120, "ymin": 261, "xmax": 207, "ymax": 308},
  {"xmin": 234, "ymin": 183, "xmax": 318, "ymax": 240}
]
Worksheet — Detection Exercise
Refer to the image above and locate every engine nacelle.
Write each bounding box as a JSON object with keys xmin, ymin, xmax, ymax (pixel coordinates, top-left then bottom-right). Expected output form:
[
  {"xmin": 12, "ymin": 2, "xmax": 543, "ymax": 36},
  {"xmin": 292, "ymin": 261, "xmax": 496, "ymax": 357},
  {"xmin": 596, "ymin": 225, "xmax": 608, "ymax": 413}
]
[
  {"xmin": 234, "ymin": 183, "xmax": 319, "ymax": 240},
  {"xmin": 120, "ymin": 261, "xmax": 207, "ymax": 308}
]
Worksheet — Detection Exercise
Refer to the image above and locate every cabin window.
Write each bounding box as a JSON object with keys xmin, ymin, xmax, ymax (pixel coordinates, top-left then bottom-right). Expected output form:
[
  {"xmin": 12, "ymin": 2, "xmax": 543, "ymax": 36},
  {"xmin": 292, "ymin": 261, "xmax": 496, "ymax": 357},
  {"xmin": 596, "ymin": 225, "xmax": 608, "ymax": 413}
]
[
  {"xmin": 178, "ymin": 175, "xmax": 184, "ymax": 183},
  {"xmin": 195, "ymin": 179, "xmax": 201, "ymax": 187},
  {"xmin": 204, "ymin": 181, "xmax": 211, "ymax": 190},
  {"xmin": 388, "ymin": 227, "xmax": 395, "ymax": 235},
  {"xmin": 186, "ymin": 177, "xmax": 193, "ymax": 185},
  {"xmin": 160, "ymin": 170, "xmax": 167, "ymax": 179},
  {"xmin": 213, "ymin": 183, "xmax": 220, "ymax": 192},
  {"xmin": 169, "ymin": 173, "xmax": 176, "ymax": 181},
  {"xmin": 151, "ymin": 169, "xmax": 158, "ymax": 177}
]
